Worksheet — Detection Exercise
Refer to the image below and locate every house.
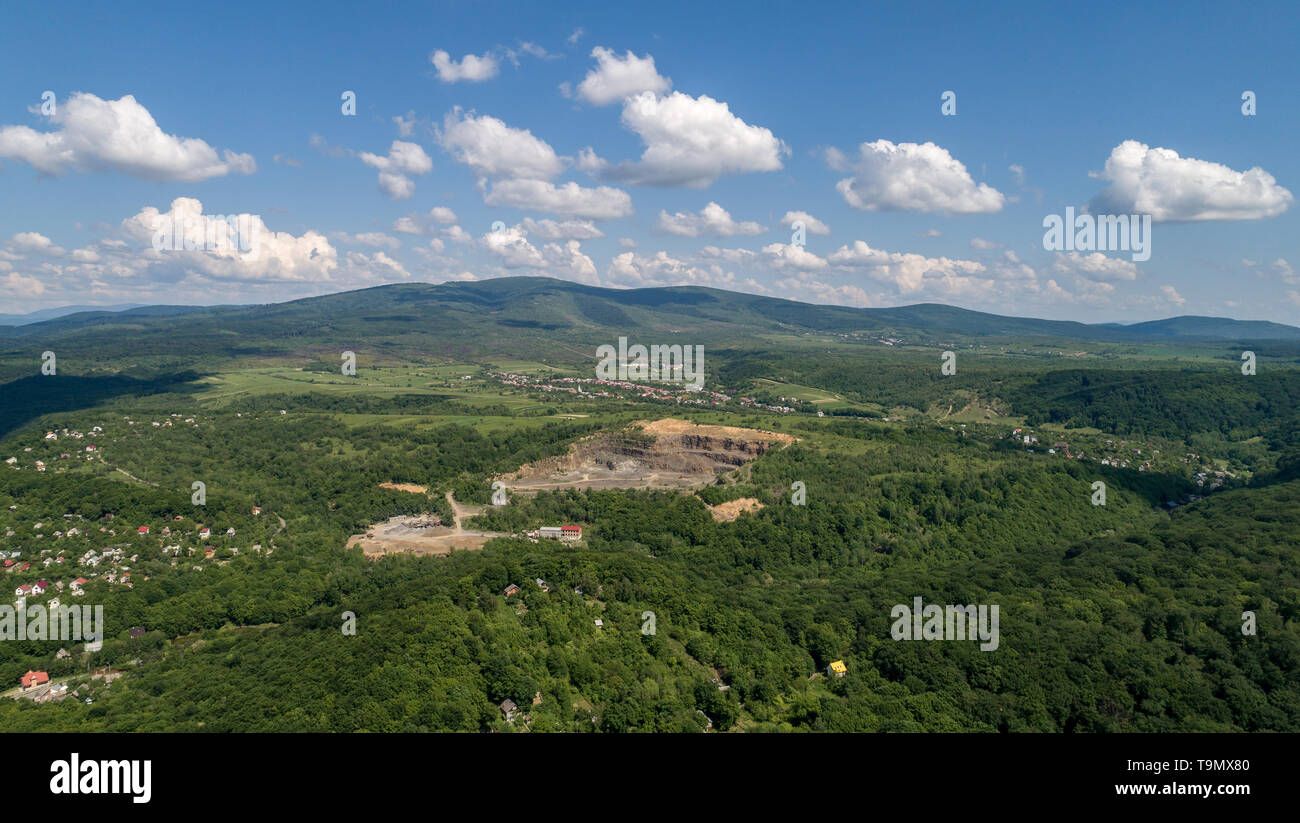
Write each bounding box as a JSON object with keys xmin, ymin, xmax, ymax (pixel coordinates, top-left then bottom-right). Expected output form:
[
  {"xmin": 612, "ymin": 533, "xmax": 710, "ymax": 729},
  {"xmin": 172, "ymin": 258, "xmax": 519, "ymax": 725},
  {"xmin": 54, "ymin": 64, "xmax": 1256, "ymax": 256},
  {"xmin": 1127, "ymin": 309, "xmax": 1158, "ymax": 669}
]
[
  {"xmin": 21, "ymin": 670, "xmax": 50, "ymax": 690},
  {"xmin": 499, "ymin": 699, "xmax": 519, "ymax": 722},
  {"xmin": 15, "ymin": 583, "xmax": 31, "ymax": 596},
  {"xmin": 560, "ymin": 525, "xmax": 582, "ymax": 542},
  {"xmin": 594, "ymin": 618, "xmax": 603, "ymax": 628},
  {"xmin": 251, "ymin": 506, "xmax": 261, "ymax": 516},
  {"xmin": 32, "ymin": 580, "xmax": 48, "ymax": 594},
  {"xmin": 55, "ymin": 648, "xmax": 70, "ymax": 660},
  {"xmin": 827, "ymin": 660, "xmax": 847, "ymax": 677},
  {"xmin": 538, "ymin": 526, "xmax": 562, "ymax": 540},
  {"xmin": 198, "ymin": 527, "xmax": 211, "ymax": 539},
  {"xmin": 35, "ymin": 461, "xmax": 46, "ymax": 472},
  {"xmin": 137, "ymin": 526, "xmax": 150, "ymax": 535},
  {"xmin": 504, "ymin": 584, "xmax": 521, "ymax": 596}
]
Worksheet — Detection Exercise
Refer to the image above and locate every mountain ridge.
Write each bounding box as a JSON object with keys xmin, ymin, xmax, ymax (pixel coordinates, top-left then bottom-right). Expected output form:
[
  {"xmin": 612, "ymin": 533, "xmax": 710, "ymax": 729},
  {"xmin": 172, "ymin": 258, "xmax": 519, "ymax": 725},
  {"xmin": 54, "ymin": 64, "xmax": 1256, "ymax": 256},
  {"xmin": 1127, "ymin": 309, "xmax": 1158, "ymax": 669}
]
[{"xmin": 4, "ymin": 277, "xmax": 1298, "ymax": 342}]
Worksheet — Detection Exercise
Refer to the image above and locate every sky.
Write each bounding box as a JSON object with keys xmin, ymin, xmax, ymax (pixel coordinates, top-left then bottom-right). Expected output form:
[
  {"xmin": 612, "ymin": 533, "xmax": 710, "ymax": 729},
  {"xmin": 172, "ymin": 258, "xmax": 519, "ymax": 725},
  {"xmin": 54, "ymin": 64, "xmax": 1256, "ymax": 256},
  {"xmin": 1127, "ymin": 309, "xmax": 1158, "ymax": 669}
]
[{"xmin": 1, "ymin": 0, "xmax": 1298, "ymax": 323}]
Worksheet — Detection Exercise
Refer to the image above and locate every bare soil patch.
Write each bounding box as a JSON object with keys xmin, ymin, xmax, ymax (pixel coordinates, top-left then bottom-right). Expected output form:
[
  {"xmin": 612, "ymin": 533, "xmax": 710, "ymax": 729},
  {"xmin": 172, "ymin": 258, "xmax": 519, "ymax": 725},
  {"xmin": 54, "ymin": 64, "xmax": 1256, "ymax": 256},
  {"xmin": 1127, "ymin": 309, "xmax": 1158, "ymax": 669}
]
[
  {"xmin": 379, "ymin": 482, "xmax": 429, "ymax": 494},
  {"xmin": 499, "ymin": 418, "xmax": 793, "ymax": 492},
  {"xmin": 707, "ymin": 497, "xmax": 765, "ymax": 522}
]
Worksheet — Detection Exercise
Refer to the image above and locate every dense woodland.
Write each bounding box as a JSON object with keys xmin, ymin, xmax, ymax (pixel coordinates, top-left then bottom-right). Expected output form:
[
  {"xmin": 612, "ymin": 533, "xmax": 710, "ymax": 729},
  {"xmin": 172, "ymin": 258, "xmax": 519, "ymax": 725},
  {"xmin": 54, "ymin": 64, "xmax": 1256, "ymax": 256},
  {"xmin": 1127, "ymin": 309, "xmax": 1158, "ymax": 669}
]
[
  {"xmin": 0, "ymin": 358, "xmax": 1294, "ymax": 732},
  {"xmin": 0, "ymin": 281, "xmax": 1296, "ymax": 732}
]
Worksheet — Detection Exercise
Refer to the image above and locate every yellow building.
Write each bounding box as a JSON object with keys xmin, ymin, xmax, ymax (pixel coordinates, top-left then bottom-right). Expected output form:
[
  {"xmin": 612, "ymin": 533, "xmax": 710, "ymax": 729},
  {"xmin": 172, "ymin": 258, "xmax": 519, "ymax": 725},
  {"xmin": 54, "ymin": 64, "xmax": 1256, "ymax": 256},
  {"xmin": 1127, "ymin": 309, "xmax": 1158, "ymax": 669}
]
[{"xmin": 828, "ymin": 660, "xmax": 847, "ymax": 677}]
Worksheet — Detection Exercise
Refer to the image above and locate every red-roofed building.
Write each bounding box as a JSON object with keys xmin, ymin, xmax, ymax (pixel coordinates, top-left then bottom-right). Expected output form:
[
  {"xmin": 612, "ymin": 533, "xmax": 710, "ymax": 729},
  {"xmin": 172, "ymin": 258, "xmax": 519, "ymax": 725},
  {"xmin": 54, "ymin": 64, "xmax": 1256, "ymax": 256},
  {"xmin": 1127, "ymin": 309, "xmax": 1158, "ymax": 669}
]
[
  {"xmin": 21, "ymin": 670, "xmax": 49, "ymax": 690},
  {"xmin": 137, "ymin": 526, "xmax": 150, "ymax": 535},
  {"xmin": 33, "ymin": 580, "xmax": 48, "ymax": 594},
  {"xmin": 560, "ymin": 525, "xmax": 582, "ymax": 542}
]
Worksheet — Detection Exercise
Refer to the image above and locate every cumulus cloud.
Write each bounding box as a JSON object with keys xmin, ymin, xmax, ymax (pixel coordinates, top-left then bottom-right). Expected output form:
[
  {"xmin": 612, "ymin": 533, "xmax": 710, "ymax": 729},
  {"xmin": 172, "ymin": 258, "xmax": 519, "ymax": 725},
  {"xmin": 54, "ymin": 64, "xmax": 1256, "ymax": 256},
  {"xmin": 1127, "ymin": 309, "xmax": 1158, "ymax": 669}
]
[
  {"xmin": 573, "ymin": 47, "xmax": 671, "ymax": 106},
  {"xmin": 480, "ymin": 225, "xmax": 598, "ymax": 283},
  {"xmin": 656, "ymin": 202, "xmax": 765, "ymax": 237},
  {"xmin": 779, "ymin": 211, "xmax": 830, "ymax": 235},
  {"xmin": 483, "ymin": 178, "xmax": 633, "ymax": 219},
  {"xmin": 827, "ymin": 140, "xmax": 1004, "ymax": 215},
  {"xmin": 430, "ymin": 49, "xmax": 500, "ymax": 83},
  {"xmin": 333, "ymin": 232, "xmax": 401, "ymax": 251},
  {"xmin": 359, "ymin": 140, "xmax": 433, "ymax": 200},
  {"xmin": 120, "ymin": 197, "xmax": 338, "ymax": 283},
  {"xmin": 606, "ymin": 250, "xmax": 750, "ymax": 290},
  {"xmin": 438, "ymin": 109, "xmax": 565, "ymax": 180},
  {"xmin": 828, "ymin": 240, "xmax": 987, "ymax": 293},
  {"xmin": 10, "ymin": 232, "xmax": 62, "ymax": 255},
  {"xmin": 761, "ymin": 242, "xmax": 829, "ymax": 271},
  {"xmin": 603, "ymin": 91, "xmax": 786, "ymax": 187},
  {"xmin": 0, "ymin": 93, "xmax": 255, "ymax": 182},
  {"xmin": 0, "ymin": 272, "xmax": 46, "ymax": 298},
  {"xmin": 518, "ymin": 217, "xmax": 604, "ymax": 239},
  {"xmin": 1089, "ymin": 140, "xmax": 1293, "ymax": 221},
  {"xmin": 392, "ymin": 206, "xmax": 462, "ymax": 236},
  {"xmin": 1051, "ymin": 251, "xmax": 1139, "ymax": 282}
]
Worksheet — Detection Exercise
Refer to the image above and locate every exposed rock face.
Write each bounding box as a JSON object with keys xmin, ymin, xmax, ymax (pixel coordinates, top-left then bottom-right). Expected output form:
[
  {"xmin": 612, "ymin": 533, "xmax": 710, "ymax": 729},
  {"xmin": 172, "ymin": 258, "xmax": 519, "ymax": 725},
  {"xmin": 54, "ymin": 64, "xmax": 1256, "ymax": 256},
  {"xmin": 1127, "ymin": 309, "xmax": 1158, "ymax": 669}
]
[{"xmin": 501, "ymin": 418, "xmax": 794, "ymax": 491}]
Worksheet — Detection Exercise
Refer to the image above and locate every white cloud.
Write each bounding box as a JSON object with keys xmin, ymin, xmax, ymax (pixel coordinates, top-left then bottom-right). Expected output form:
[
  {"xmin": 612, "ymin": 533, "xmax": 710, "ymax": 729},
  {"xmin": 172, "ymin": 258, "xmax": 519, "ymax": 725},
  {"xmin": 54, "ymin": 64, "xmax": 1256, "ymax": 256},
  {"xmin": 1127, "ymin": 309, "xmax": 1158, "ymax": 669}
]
[
  {"xmin": 430, "ymin": 50, "xmax": 500, "ymax": 83},
  {"xmin": 970, "ymin": 237, "xmax": 1002, "ymax": 250},
  {"xmin": 118, "ymin": 197, "xmax": 338, "ymax": 283},
  {"xmin": 604, "ymin": 91, "xmax": 786, "ymax": 188},
  {"xmin": 0, "ymin": 93, "xmax": 255, "ymax": 182},
  {"xmin": 1089, "ymin": 140, "xmax": 1293, "ymax": 221},
  {"xmin": 480, "ymin": 225, "xmax": 598, "ymax": 284},
  {"xmin": 1159, "ymin": 284, "xmax": 1185, "ymax": 305},
  {"xmin": 359, "ymin": 140, "xmax": 433, "ymax": 200},
  {"xmin": 779, "ymin": 211, "xmax": 830, "ymax": 235},
  {"xmin": 1, "ymin": 271, "xmax": 46, "ymax": 297},
  {"xmin": 575, "ymin": 146, "xmax": 607, "ymax": 175},
  {"xmin": 333, "ymin": 232, "xmax": 401, "ymax": 251},
  {"xmin": 761, "ymin": 242, "xmax": 829, "ymax": 271},
  {"xmin": 656, "ymin": 202, "xmax": 765, "ymax": 237},
  {"xmin": 828, "ymin": 240, "xmax": 987, "ymax": 293},
  {"xmin": 618, "ymin": 237, "xmax": 638, "ymax": 249},
  {"xmin": 1248, "ymin": 257, "xmax": 1294, "ymax": 285},
  {"xmin": 573, "ymin": 47, "xmax": 671, "ymax": 106},
  {"xmin": 519, "ymin": 217, "xmax": 604, "ymax": 239},
  {"xmin": 606, "ymin": 250, "xmax": 746, "ymax": 289},
  {"xmin": 429, "ymin": 206, "xmax": 459, "ymax": 225},
  {"xmin": 827, "ymin": 140, "xmax": 1004, "ymax": 215},
  {"xmin": 567, "ymin": 28, "xmax": 585, "ymax": 45},
  {"xmin": 438, "ymin": 109, "xmax": 565, "ymax": 180},
  {"xmin": 10, "ymin": 232, "xmax": 62, "ymax": 255},
  {"xmin": 393, "ymin": 111, "xmax": 417, "ymax": 138},
  {"xmin": 1051, "ymin": 251, "xmax": 1138, "ymax": 282},
  {"xmin": 483, "ymin": 178, "xmax": 633, "ymax": 219}
]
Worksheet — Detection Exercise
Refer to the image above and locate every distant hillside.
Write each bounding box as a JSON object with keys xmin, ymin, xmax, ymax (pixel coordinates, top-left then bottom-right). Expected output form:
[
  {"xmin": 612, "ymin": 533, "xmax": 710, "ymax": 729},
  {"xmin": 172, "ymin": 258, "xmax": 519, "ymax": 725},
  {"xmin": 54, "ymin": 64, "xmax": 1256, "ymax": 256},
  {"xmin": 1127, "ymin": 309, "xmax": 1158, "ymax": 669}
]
[
  {"xmin": 2, "ymin": 279, "xmax": 1297, "ymax": 362},
  {"xmin": 0, "ymin": 303, "xmax": 147, "ymax": 325}
]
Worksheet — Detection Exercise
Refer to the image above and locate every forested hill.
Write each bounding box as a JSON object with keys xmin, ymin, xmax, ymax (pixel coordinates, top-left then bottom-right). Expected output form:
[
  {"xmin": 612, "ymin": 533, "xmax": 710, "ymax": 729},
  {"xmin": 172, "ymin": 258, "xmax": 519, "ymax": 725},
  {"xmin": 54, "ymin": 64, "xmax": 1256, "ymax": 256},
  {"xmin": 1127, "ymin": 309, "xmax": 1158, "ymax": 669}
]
[{"xmin": 3, "ymin": 278, "xmax": 1299, "ymax": 355}]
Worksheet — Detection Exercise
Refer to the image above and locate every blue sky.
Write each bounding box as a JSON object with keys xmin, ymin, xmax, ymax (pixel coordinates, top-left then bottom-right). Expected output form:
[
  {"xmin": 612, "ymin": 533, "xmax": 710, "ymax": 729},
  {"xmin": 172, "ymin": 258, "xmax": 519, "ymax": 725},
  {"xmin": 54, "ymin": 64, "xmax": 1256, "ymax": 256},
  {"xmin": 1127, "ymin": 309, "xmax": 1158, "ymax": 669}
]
[{"xmin": 1, "ymin": 0, "xmax": 1297, "ymax": 322}]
